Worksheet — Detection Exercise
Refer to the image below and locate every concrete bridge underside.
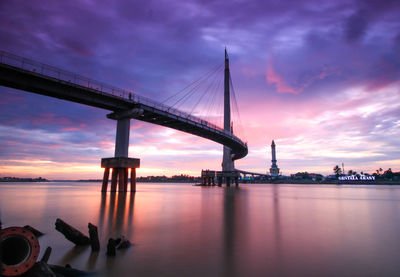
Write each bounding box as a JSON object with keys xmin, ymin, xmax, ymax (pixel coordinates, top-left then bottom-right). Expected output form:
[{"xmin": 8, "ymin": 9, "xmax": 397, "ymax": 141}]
[{"xmin": 0, "ymin": 63, "xmax": 247, "ymax": 161}]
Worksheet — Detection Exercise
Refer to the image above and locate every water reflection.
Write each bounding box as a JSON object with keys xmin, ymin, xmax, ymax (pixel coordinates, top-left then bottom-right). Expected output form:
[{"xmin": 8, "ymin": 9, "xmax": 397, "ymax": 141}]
[
  {"xmin": 222, "ymin": 187, "xmax": 239, "ymax": 277},
  {"xmin": 98, "ymin": 192, "xmax": 135, "ymax": 238},
  {"xmin": 86, "ymin": 252, "xmax": 99, "ymax": 271},
  {"xmin": 222, "ymin": 185, "xmax": 283, "ymax": 276},
  {"xmin": 59, "ymin": 245, "xmax": 88, "ymax": 266},
  {"xmin": 272, "ymin": 184, "xmax": 282, "ymax": 276},
  {"xmin": 98, "ymin": 192, "xmax": 136, "ymax": 274},
  {"xmin": 3, "ymin": 183, "xmax": 400, "ymax": 276}
]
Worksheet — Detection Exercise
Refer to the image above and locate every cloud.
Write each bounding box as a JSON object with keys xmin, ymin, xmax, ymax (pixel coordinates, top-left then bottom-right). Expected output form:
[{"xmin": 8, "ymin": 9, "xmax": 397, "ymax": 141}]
[
  {"xmin": 266, "ymin": 64, "xmax": 298, "ymax": 94},
  {"xmin": 0, "ymin": 0, "xmax": 399, "ymax": 178},
  {"xmin": 344, "ymin": 10, "xmax": 369, "ymax": 42}
]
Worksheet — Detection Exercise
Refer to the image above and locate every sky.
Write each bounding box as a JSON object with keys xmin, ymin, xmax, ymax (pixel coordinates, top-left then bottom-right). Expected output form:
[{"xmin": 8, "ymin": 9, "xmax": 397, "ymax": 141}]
[{"xmin": 0, "ymin": 0, "xmax": 400, "ymax": 179}]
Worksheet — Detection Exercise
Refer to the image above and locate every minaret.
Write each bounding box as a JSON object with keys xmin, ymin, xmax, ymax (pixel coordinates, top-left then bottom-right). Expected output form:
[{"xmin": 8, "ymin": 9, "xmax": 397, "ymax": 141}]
[
  {"xmin": 222, "ymin": 49, "xmax": 234, "ymax": 171},
  {"xmin": 269, "ymin": 140, "xmax": 280, "ymax": 177}
]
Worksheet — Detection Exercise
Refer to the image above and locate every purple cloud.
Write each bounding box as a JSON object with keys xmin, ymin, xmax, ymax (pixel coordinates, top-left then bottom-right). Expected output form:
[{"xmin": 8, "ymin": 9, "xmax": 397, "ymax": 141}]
[{"xmin": 0, "ymin": 0, "xmax": 400, "ymax": 178}]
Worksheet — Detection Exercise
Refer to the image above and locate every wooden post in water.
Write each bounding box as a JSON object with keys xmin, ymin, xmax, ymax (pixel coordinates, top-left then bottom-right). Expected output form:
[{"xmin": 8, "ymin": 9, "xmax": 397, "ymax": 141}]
[{"xmin": 88, "ymin": 223, "xmax": 100, "ymax": 252}]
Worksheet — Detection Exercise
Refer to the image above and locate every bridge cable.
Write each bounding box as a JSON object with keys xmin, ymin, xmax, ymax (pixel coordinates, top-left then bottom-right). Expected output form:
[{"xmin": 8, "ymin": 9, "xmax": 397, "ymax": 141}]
[
  {"xmin": 203, "ymin": 73, "xmax": 223, "ymax": 125},
  {"xmin": 197, "ymin": 66, "xmax": 223, "ymax": 121},
  {"xmin": 216, "ymin": 76, "xmax": 224, "ymax": 128},
  {"xmin": 169, "ymin": 64, "xmax": 223, "ymax": 112},
  {"xmin": 162, "ymin": 63, "xmax": 223, "ymax": 110},
  {"xmin": 230, "ymin": 73, "xmax": 247, "ymax": 142},
  {"xmin": 189, "ymin": 65, "xmax": 223, "ymax": 116},
  {"xmin": 173, "ymin": 63, "xmax": 223, "ymax": 115},
  {"xmin": 161, "ymin": 62, "xmax": 223, "ymax": 104}
]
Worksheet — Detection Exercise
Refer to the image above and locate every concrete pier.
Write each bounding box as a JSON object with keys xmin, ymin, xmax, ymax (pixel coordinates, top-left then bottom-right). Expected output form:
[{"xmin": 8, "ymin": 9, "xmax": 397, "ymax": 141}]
[
  {"xmin": 201, "ymin": 170, "xmax": 216, "ymax": 186},
  {"xmin": 217, "ymin": 171, "xmax": 239, "ymax": 187},
  {"xmin": 102, "ymin": 115, "xmax": 140, "ymax": 192},
  {"xmin": 101, "ymin": 157, "xmax": 140, "ymax": 192},
  {"xmin": 115, "ymin": 118, "xmax": 130, "ymax": 157}
]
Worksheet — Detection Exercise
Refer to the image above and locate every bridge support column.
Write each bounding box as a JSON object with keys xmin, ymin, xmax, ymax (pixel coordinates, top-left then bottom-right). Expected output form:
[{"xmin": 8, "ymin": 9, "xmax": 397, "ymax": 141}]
[
  {"xmin": 101, "ymin": 158, "xmax": 140, "ymax": 193},
  {"xmin": 115, "ymin": 118, "xmax": 130, "ymax": 157},
  {"xmin": 200, "ymin": 170, "xmax": 216, "ymax": 186},
  {"xmin": 102, "ymin": 115, "xmax": 141, "ymax": 193},
  {"xmin": 217, "ymin": 171, "xmax": 239, "ymax": 187},
  {"xmin": 118, "ymin": 168, "xmax": 125, "ymax": 192},
  {"xmin": 124, "ymin": 168, "xmax": 129, "ymax": 191},
  {"xmin": 130, "ymin": 168, "xmax": 136, "ymax": 192},
  {"xmin": 111, "ymin": 169, "xmax": 118, "ymax": 192},
  {"xmin": 101, "ymin": 168, "xmax": 110, "ymax": 192}
]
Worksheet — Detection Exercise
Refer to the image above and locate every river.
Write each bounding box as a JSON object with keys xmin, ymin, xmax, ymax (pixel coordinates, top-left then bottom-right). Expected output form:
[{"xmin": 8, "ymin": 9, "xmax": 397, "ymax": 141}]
[{"xmin": 1, "ymin": 182, "xmax": 400, "ymax": 276}]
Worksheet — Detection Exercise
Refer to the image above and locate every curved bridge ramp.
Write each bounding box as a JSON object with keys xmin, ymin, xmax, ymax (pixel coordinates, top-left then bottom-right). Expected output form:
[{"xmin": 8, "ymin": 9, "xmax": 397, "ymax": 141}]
[{"xmin": 0, "ymin": 51, "xmax": 248, "ymax": 160}]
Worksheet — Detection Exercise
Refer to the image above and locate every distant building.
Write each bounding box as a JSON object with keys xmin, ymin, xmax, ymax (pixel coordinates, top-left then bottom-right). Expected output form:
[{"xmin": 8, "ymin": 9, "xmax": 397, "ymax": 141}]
[
  {"xmin": 269, "ymin": 140, "xmax": 280, "ymax": 177},
  {"xmin": 290, "ymin": 172, "xmax": 324, "ymax": 181}
]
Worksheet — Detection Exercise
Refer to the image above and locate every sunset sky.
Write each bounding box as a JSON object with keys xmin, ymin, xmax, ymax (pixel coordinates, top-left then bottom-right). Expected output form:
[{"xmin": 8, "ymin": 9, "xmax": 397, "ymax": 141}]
[{"xmin": 1, "ymin": 0, "xmax": 399, "ymax": 179}]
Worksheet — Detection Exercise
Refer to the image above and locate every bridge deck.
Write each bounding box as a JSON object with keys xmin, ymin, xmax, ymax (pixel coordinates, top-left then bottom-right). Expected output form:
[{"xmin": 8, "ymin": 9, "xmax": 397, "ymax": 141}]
[{"xmin": 0, "ymin": 51, "xmax": 248, "ymax": 160}]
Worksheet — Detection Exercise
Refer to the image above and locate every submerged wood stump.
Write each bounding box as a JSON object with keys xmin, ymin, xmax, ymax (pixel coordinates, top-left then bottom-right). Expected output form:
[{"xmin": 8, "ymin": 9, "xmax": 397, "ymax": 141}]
[
  {"xmin": 106, "ymin": 238, "xmax": 117, "ymax": 257},
  {"xmin": 88, "ymin": 223, "xmax": 100, "ymax": 252},
  {"xmin": 27, "ymin": 261, "xmax": 56, "ymax": 277},
  {"xmin": 117, "ymin": 237, "xmax": 131, "ymax": 250},
  {"xmin": 48, "ymin": 264, "xmax": 91, "ymax": 276},
  {"xmin": 55, "ymin": 218, "xmax": 90, "ymax": 245},
  {"xmin": 40, "ymin": 247, "xmax": 52, "ymax": 263}
]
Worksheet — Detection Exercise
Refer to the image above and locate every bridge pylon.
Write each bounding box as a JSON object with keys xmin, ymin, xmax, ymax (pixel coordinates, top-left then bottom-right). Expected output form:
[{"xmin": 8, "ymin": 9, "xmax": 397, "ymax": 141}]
[
  {"xmin": 200, "ymin": 49, "xmax": 240, "ymax": 187},
  {"xmin": 101, "ymin": 115, "xmax": 140, "ymax": 192},
  {"xmin": 219, "ymin": 49, "xmax": 238, "ymax": 186}
]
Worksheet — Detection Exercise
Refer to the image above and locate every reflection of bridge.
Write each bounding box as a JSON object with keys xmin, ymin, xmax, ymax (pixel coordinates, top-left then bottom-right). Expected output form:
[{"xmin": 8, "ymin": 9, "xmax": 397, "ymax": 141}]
[{"xmin": 0, "ymin": 50, "xmax": 249, "ymax": 189}]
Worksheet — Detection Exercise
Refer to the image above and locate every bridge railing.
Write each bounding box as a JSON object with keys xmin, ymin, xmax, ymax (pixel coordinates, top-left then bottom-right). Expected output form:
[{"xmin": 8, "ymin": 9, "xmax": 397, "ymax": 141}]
[{"xmin": 0, "ymin": 50, "xmax": 246, "ymax": 147}]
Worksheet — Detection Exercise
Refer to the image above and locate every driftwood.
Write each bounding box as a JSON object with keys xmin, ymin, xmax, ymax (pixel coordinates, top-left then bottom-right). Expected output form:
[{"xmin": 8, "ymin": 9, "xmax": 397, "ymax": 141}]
[
  {"xmin": 25, "ymin": 261, "xmax": 56, "ymax": 277},
  {"xmin": 24, "ymin": 225, "xmax": 44, "ymax": 237},
  {"xmin": 106, "ymin": 238, "xmax": 117, "ymax": 256},
  {"xmin": 117, "ymin": 236, "xmax": 131, "ymax": 250},
  {"xmin": 114, "ymin": 237, "xmax": 122, "ymax": 245},
  {"xmin": 55, "ymin": 218, "xmax": 90, "ymax": 245},
  {"xmin": 88, "ymin": 223, "xmax": 100, "ymax": 252},
  {"xmin": 49, "ymin": 264, "xmax": 93, "ymax": 276},
  {"xmin": 41, "ymin": 246, "xmax": 52, "ymax": 263}
]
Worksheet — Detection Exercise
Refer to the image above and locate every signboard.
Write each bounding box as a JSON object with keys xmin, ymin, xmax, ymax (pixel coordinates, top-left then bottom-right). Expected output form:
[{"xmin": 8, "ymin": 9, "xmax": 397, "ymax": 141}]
[{"xmin": 338, "ymin": 175, "xmax": 375, "ymax": 181}]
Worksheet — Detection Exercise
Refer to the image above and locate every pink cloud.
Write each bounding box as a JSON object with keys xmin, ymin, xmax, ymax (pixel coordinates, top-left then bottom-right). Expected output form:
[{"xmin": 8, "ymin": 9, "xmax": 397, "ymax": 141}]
[
  {"xmin": 241, "ymin": 65, "xmax": 259, "ymax": 77},
  {"xmin": 31, "ymin": 113, "xmax": 73, "ymax": 126},
  {"xmin": 61, "ymin": 127, "xmax": 79, "ymax": 131},
  {"xmin": 266, "ymin": 64, "xmax": 298, "ymax": 94}
]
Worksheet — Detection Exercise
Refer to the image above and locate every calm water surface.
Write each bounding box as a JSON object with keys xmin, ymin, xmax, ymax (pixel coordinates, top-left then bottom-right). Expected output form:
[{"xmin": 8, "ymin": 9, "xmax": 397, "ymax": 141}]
[{"xmin": 1, "ymin": 182, "xmax": 400, "ymax": 276}]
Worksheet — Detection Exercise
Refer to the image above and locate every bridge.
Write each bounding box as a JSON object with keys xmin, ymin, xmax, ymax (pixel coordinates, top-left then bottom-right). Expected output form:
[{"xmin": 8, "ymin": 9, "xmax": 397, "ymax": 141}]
[{"xmin": 0, "ymin": 50, "xmax": 249, "ymax": 190}]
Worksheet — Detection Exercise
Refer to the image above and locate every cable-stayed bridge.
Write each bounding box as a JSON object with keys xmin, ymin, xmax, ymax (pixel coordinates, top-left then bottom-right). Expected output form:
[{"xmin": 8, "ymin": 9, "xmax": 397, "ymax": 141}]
[{"xmin": 0, "ymin": 50, "xmax": 249, "ymax": 190}]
